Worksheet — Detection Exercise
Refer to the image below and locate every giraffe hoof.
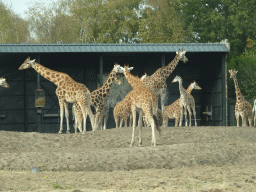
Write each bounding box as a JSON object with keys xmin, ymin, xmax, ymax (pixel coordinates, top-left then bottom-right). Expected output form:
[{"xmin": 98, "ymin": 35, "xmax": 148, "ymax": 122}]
[
  {"xmin": 58, "ymin": 131, "xmax": 62, "ymax": 134},
  {"xmin": 138, "ymin": 144, "xmax": 143, "ymax": 147},
  {"xmin": 66, "ymin": 131, "xmax": 70, "ymax": 134}
]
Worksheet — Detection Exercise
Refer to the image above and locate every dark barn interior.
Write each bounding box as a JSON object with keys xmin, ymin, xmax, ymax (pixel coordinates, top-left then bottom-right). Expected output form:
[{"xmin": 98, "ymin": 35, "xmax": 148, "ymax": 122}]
[{"xmin": 0, "ymin": 43, "xmax": 229, "ymax": 133}]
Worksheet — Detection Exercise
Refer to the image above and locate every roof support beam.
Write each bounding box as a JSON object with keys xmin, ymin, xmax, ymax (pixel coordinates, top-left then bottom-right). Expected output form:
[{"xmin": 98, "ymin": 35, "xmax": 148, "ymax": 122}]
[
  {"xmin": 36, "ymin": 55, "xmax": 41, "ymax": 89},
  {"xmin": 161, "ymin": 55, "xmax": 165, "ymax": 67},
  {"xmin": 100, "ymin": 54, "xmax": 103, "ymax": 86}
]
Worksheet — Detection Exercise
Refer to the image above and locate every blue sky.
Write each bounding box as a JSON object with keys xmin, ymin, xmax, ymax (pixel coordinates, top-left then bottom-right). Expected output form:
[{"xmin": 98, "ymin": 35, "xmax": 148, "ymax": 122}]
[{"xmin": 1, "ymin": 0, "xmax": 56, "ymax": 19}]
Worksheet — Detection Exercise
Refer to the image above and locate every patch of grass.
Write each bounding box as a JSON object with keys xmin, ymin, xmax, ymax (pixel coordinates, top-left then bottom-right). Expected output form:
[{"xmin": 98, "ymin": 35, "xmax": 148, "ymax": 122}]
[
  {"xmin": 51, "ymin": 182, "xmax": 73, "ymax": 190},
  {"xmin": 51, "ymin": 182, "xmax": 64, "ymax": 190}
]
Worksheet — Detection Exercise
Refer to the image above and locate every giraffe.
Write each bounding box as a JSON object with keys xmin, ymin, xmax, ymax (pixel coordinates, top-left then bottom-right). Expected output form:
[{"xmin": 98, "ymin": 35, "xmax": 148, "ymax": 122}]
[
  {"xmin": 229, "ymin": 69, "xmax": 253, "ymax": 127},
  {"xmin": 72, "ymin": 65, "xmax": 131, "ymax": 131},
  {"xmin": 163, "ymin": 81, "xmax": 201, "ymax": 127},
  {"xmin": 113, "ymin": 91, "xmax": 133, "ymax": 128},
  {"xmin": 141, "ymin": 49, "xmax": 188, "ymax": 124},
  {"xmin": 172, "ymin": 75, "xmax": 191, "ymax": 127},
  {"xmin": 19, "ymin": 57, "xmax": 96, "ymax": 134},
  {"xmin": 0, "ymin": 77, "xmax": 10, "ymax": 88},
  {"xmin": 113, "ymin": 73, "xmax": 147, "ymax": 129},
  {"xmin": 252, "ymin": 99, "xmax": 256, "ymax": 127},
  {"xmin": 120, "ymin": 64, "xmax": 161, "ymax": 147},
  {"xmin": 72, "ymin": 101, "xmax": 109, "ymax": 132}
]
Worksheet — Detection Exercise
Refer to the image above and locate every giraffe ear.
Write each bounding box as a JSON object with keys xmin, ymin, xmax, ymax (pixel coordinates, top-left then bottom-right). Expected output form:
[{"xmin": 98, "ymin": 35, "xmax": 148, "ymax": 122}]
[{"xmin": 176, "ymin": 51, "xmax": 178, "ymax": 54}]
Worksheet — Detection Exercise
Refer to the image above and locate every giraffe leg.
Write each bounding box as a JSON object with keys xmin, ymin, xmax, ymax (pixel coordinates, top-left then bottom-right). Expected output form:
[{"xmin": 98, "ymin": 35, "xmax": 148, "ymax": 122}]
[
  {"xmin": 179, "ymin": 106, "xmax": 184, "ymax": 127},
  {"xmin": 144, "ymin": 112, "xmax": 156, "ymax": 146},
  {"xmin": 124, "ymin": 117, "xmax": 128, "ymax": 127},
  {"xmin": 192, "ymin": 106, "xmax": 197, "ymax": 126},
  {"xmin": 161, "ymin": 93, "xmax": 166, "ymax": 125},
  {"xmin": 138, "ymin": 109, "xmax": 143, "ymax": 146},
  {"xmin": 80, "ymin": 111, "xmax": 87, "ymax": 134},
  {"xmin": 103, "ymin": 114, "xmax": 108, "ymax": 130},
  {"xmin": 175, "ymin": 117, "xmax": 179, "ymax": 127},
  {"xmin": 184, "ymin": 106, "xmax": 188, "ymax": 127},
  {"xmin": 120, "ymin": 118, "xmax": 124, "ymax": 128},
  {"xmin": 248, "ymin": 116, "xmax": 252, "ymax": 127},
  {"xmin": 63, "ymin": 102, "xmax": 70, "ymax": 133},
  {"xmin": 235, "ymin": 113, "xmax": 239, "ymax": 127},
  {"xmin": 115, "ymin": 116, "xmax": 119, "ymax": 128},
  {"xmin": 130, "ymin": 105, "xmax": 136, "ymax": 147},
  {"xmin": 58, "ymin": 99, "xmax": 64, "ymax": 134},
  {"xmin": 187, "ymin": 106, "xmax": 192, "ymax": 126}
]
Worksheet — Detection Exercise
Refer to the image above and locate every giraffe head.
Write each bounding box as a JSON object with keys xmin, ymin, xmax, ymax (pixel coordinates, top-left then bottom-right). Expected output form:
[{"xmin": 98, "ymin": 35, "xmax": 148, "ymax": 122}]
[
  {"xmin": 19, "ymin": 57, "xmax": 36, "ymax": 70},
  {"xmin": 191, "ymin": 81, "xmax": 202, "ymax": 90},
  {"xmin": 114, "ymin": 63, "xmax": 133, "ymax": 74},
  {"xmin": 228, "ymin": 69, "xmax": 238, "ymax": 78},
  {"xmin": 176, "ymin": 49, "xmax": 188, "ymax": 63},
  {"xmin": 172, "ymin": 75, "xmax": 183, "ymax": 83},
  {"xmin": 0, "ymin": 77, "xmax": 9, "ymax": 88},
  {"xmin": 120, "ymin": 64, "xmax": 134, "ymax": 73}
]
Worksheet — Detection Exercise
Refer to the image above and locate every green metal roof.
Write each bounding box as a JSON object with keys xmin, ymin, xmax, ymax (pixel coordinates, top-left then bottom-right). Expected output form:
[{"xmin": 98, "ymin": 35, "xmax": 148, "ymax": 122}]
[{"xmin": 0, "ymin": 43, "xmax": 230, "ymax": 53}]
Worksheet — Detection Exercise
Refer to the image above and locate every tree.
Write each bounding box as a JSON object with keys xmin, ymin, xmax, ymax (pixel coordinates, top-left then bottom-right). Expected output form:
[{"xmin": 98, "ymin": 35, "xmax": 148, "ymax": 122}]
[
  {"xmin": 0, "ymin": 1, "xmax": 30, "ymax": 43},
  {"xmin": 138, "ymin": 0, "xmax": 188, "ymax": 43},
  {"xmin": 228, "ymin": 38, "xmax": 256, "ymax": 104},
  {"xmin": 181, "ymin": 0, "xmax": 256, "ymax": 57}
]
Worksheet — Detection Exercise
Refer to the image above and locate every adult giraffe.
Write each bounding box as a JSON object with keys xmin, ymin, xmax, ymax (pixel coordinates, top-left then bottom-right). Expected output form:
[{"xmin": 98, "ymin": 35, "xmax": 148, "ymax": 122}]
[{"xmin": 19, "ymin": 57, "xmax": 96, "ymax": 134}]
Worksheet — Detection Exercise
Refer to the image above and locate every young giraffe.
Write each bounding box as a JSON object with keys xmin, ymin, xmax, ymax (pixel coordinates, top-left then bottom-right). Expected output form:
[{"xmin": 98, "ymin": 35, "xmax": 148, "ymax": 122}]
[
  {"xmin": 19, "ymin": 57, "xmax": 95, "ymax": 134},
  {"xmin": 120, "ymin": 64, "xmax": 161, "ymax": 147},
  {"xmin": 172, "ymin": 75, "xmax": 191, "ymax": 127},
  {"xmin": 229, "ymin": 69, "xmax": 253, "ymax": 127},
  {"xmin": 113, "ymin": 73, "xmax": 147, "ymax": 128},
  {"xmin": 114, "ymin": 91, "xmax": 133, "ymax": 128},
  {"xmin": 0, "ymin": 77, "xmax": 10, "ymax": 88},
  {"xmin": 72, "ymin": 101, "xmax": 109, "ymax": 132},
  {"xmin": 72, "ymin": 64, "xmax": 128, "ymax": 131},
  {"xmin": 163, "ymin": 81, "xmax": 201, "ymax": 127},
  {"xmin": 141, "ymin": 49, "xmax": 188, "ymax": 124}
]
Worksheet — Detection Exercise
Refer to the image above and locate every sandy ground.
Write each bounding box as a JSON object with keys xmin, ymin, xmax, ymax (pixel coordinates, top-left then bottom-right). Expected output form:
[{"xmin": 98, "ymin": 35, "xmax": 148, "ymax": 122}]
[{"xmin": 1, "ymin": 126, "xmax": 256, "ymax": 191}]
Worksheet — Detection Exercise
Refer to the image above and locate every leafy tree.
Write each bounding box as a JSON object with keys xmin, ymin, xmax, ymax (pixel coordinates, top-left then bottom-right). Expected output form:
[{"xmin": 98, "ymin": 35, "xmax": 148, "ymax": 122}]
[
  {"xmin": 181, "ymin": 0, "xmax": 256, "ymax": 57},
  {"xmin": 228, "ymin": 38, "xmax": 256, "ymax": 104},
  {"xmin": 0, "ymin": 1, "xmax": 30, "ymax": 43},
  {"xmin": 138, "ymin": 0, "xmax": 188, "ymax": 43}
]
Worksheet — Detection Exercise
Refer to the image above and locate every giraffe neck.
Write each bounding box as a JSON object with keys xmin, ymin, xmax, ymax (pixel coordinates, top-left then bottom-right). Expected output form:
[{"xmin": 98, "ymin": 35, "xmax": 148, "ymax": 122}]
[
  {"xmin": 186, "ymin": 83, "xmax": 194, "ymax": 94},
  {"xmin": 33, "ymin": 62, "xmax": 73, "ymax": 86},
  {"xmin": 151, "ymin": 54, "xmax": 180, "ymax": 80},
  {"xmin": 178, "ymin": 80, "xmax": 187, "ymax": 98},
  {"xmin": 233, "ymin": 76, "xmax": 244, "ymax": 101},
  {"xmin": 99, "ymin": 72, "xmax": 119, "ymax": 96},
  {"xmin": 123, "ymin": 70, "xmax": 141, "ymax": 88}
]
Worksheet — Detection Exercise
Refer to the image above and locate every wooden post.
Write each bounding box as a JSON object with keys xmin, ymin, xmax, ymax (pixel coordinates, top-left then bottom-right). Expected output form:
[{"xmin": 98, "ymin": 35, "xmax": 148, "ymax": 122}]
[
  {"xmin": 36, "ymin": 55, "xmax": 42, "ymax": 133},
  {"xmin": 100, "ymin": 54, "xmax": 103, "ymax": 86},
  {"xmin": 161, "ymin": 55, "xmax": 165, "ymax": 67}
]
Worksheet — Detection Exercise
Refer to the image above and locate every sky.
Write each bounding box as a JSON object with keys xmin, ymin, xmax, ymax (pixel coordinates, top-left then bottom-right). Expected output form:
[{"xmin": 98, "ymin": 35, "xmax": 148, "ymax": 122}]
[{"xmin": 1, "ymin": 0, "xmax": 56, "ymax": 19}]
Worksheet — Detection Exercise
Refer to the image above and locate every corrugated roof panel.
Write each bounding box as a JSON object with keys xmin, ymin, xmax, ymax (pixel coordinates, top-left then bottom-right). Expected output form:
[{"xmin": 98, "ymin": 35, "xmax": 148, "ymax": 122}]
[{"xmin": 0, "ymin": 43, "xmax": 230, "ymax": 53}]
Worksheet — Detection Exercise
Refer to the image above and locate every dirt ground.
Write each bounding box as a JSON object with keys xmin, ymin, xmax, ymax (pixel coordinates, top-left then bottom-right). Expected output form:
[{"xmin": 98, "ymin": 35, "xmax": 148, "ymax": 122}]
[{"xmin": 1, "ymin": 126, "xmax": 256, "ymax": 191}]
